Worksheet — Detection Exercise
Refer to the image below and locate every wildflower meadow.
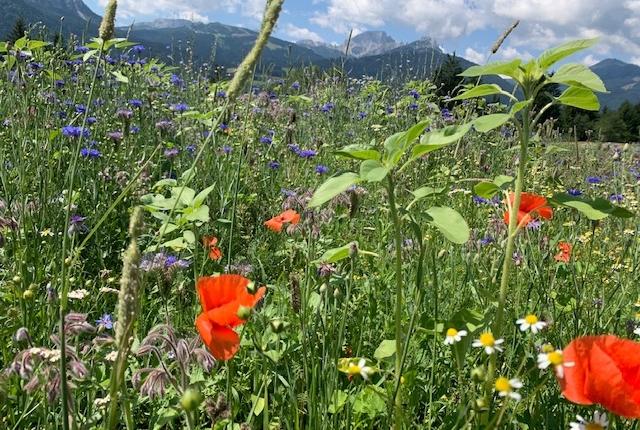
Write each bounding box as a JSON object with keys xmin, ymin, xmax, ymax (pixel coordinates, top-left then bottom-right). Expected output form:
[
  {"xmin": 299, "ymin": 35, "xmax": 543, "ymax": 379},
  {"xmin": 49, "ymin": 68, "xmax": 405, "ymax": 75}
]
[{"xmin": 1, "ymin": 1, "xmax": 640, "ymax": 429}]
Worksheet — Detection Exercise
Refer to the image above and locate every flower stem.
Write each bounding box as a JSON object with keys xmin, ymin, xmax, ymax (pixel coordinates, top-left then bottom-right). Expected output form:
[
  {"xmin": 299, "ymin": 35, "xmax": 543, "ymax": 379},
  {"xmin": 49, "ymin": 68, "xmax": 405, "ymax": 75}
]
[{"xmin": 386, "ymin": 174, "xmax": 404, "ymax": 428}]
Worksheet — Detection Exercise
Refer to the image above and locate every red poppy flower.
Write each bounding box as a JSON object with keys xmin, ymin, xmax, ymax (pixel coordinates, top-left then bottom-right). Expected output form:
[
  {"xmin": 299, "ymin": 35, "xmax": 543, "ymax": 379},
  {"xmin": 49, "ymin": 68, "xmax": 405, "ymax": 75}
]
[
  {"xmin": 554, "ymin": 241, "xmax": 572, "ymax": 263},
  {"xmin": 560, "ymin": 335, "xmax": 640, "ymax": 418},
  {"xmin": 195, "ymin": 274, "xmax": 266, "ymax": 361},
  {"xmin": 202, "ymin": 235, "xmax": 223, "ymax": 261},
  {"xmin": 264, "ymin": 209, "xmax": 301, "ymax": 232},
  {"xmin": 503, "ymin": 192, "xmax": 553, "ymax": 227}
]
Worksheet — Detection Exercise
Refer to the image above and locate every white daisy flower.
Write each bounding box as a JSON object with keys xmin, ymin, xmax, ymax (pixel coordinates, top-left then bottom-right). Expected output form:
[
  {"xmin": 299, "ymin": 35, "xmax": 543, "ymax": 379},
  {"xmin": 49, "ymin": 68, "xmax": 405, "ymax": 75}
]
[
  {"xmin": 494, "ymin": 377, "xmax": 523, "ymax": 401},
  {"xmin": 569, "ymin": 411, "xmax": 608, "ymax": 430},
  {"xmin": 347, "ymin": 359, "xmax": 373, "ymax": 380},
  {"xmin": 537, "ymin": 348, "xmax": 575, "ymax": 379},
  {"xmin": 516, "ymin": 314, "xmax": 547, "ymax": 333},
  {"xmin": 444, "ymin": 328, "xmax": 468, "ymax": 345},
  {"xmin": 472, "ymin": 332, "xmax": 504, "ymax": 355}
]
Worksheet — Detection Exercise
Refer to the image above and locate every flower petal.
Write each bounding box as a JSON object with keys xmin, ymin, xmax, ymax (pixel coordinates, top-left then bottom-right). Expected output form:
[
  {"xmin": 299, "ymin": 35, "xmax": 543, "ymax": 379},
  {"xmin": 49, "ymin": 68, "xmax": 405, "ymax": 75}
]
[{"xmin": 195, "ymin": 313, "xmax": 240, "ymax": 361}]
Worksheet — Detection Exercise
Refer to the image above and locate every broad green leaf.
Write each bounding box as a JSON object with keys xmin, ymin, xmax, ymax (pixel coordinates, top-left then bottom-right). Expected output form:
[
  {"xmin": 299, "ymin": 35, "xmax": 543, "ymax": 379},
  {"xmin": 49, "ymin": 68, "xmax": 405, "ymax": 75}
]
[
  {"xmin": 308, "ymin": 172, "xmax": 360, "ymax": 208},
  {"xmin": 384, "ymin": 120, "xmax": 430, "ymax": 166},
  {"xmin": 494, "ymin": 175, "xmax": 514, "ymax": 188},
  {"xmin": 353, "ymin": 386, "xmax": 386, "ymax": 418},
  {"xmin": 410, "ymin": 123, "xmax": 473, "ymax": 160},
  {"xmin": 83, "ymin": 49, "xmax": 98, "ymax": 62},
  {"xmin": 459, "ymin": 59, "xmax": 523, "ymax": 81},
  {"xmin": 184, "ymin": 205, "xmax": 210, "ymax": 223},
  {"xmin": 111, "ymin": 71, "xmax": 129, "ymax": 83},
  {"xmin": 328, "ymin": 390, "xmax": 348, "ymax": 414},
  {"xmin": 473, "ymin": 114, "xmax": 512, "ymax": 133},
  {"xmin": 426, "ymin": 207, "xmax": 470, "ymax": 244},
  {"xmin": 153, "ymin": 178, "xmax": 177, "ymax": 189},
  {"xmin": 172, "ymin": 186, "xmax": 196, "ymax": 206},
  {"xmin": 556, "ymin": 87, "xmax": 600, "ymax": 111},
  {"xmin": 552, "ymin": 193, "xmax": 634, "ymax": 220},
  {"xmin": 161, "ymin": 237, "xmax": 188, "ymax": 251},
  {"xmin": 193, "ymin": 184, "xmax": 216, "ymax": 207},
  {"xmin": 0, "ymin": 42, "xmax": 7, "ymax": 53},
  {"xmin": 183, "ymin": 230, "xmax": 196, "ymax": 244},
  {"xmin": 549, "ymin": 63, "xmax": 606, "ymax": 93},
  {"xmin": 316, "ymin": 242, "xmax": 355, "ymax": 264},
  {"xmin": 335, "ymin": 145, "xmax": 381, "ymax": 161},
  {"xmin": 537, "ymin": 38, "xmax": 598, "ymax": 70},
  {"xmin": 473, "ymin": 182, "xmax": 500, "ymax": 199},
  {"xmin": 374, "ymin": 339, "xmax": 396, "ymax": 360},
  {"xmin": 27, "ymin": 40, "xmax": 50, "ymax": 50},
  {"xmin": 360, "ymin": 159, "xmax": 389, "ymax": 182},
  {"xmin": 251, "ymin": 395, "xmax": 265, "ymax": 416},
  {"xmin": 408, "ymin": 186, "xmax": 447, "ymax": 209},
  {"xmin": 451, "ymin": 84, "xmax": 516, "ymax": 102},
  {"xmin": 158, "ymin": 222, "xmax": 179, "ymax": 234}
]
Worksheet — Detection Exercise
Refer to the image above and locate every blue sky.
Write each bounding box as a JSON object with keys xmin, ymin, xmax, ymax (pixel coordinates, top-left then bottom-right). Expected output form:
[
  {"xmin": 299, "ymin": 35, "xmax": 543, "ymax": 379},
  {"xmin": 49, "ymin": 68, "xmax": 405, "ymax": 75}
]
[{"xmin": 84, "ymin": 0, "xmax": 640, "ymax": 65}]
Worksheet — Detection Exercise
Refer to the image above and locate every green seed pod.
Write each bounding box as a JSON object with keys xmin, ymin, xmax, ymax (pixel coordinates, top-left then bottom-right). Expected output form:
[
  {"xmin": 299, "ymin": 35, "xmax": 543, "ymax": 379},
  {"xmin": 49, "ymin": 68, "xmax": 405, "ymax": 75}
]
[
  {"xmin": 180, "ymin": 388, "xmax": 203, "ymax": 412},
  {"xmin": 237, "ymin": 305, "xmax": 252, "ymax": 320}
]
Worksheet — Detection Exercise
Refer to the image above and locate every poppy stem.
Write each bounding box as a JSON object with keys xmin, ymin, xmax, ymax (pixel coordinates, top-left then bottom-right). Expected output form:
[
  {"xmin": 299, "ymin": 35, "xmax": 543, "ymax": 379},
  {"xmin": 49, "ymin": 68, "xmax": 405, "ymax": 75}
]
[{"xmin": 386, "ymin": 174, "xmax": 404, "ymax": 428}]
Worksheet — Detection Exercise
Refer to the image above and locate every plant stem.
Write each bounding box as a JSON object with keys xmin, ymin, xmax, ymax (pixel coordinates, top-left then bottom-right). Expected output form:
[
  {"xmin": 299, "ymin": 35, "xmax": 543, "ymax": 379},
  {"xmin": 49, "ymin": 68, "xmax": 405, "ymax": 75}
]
[
  {"xmin": 494, "ymin": 105, "xmax": 530, "ymax": 335},
  {"xmin": 386, "ymin": 174, "xmax": 404, "ymax": 429}
]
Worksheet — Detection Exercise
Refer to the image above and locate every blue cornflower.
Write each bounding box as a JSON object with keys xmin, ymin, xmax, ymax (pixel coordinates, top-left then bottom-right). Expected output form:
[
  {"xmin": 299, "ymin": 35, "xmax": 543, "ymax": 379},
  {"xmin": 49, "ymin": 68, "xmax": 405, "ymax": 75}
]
[
  {"xmin": 80, "ymin": 147, "xmax": 102, "ymax": 158},
  {"xmin": 129, "ymin": 99, "xmax": 143, "ymax": 108},
  {"xmin": 268, "ymin": 160, "xmax": 280, "ymax": 170},
  {"xmin": 315, "ymin": 164, "xmax": 329, "ymax": 175},
  {"xmin": 170, "ymin": 102, "xmax": 189, "ymax": 113},
  {"xmin": 386, "ymin": 106, "xmax": 395, "ymax": 114},
  {"xmin": 170, "ymin": 74, "xmax": 184, "ymax": 86},
  {"xmin": 259, "ymin": 135, "xmax": 272, "ymax": 145},
  {"xmin": 358, "ymin": 111, "xmax": 367, "ymax": 120},
  {"xmin": 409, "ymin": 89, "xmax": 420, "ymax": 99},
  {"xmin": 288, "ymin": 144, "xmax": 301, "ymax": 154},
  {"xmin": 222, "ymin": 145, "xmax": 233, "ymax": 154},
  {"xmin": 472, "ymin": 196, "xmax": 490, "ymax": 205},
  {"xmin": 186, "ymin": 144, "xmax": 196, "ymax": 154},
  {"xmin": 479, "ymin": 237, "xmax": 494, "ymax": 246},
  {"xmin": 62, "ymin": 125, "xmax": 90, "ymax": 138},
  {"xmin": 567, "ymin": 188, "xmax": 583, "ymax": 196},
  {"xmin": 409, "ymin": 103, "xmax": 419, "ymax": 111},
  {"xmin": 55, "ymin": 79, "xmax": 65, "ymax": 88},
  {"xmin": 74, "ymin": 45, "xmax": 89, "ymax": 54},
  {"xmin": 117, "ymin": 109, "xmax": 134, "ymax": 120},
  {"xmin": 321, "ymin": 102, "xmax": 334, "ymax": 113},
  {"xmin": 86, "ymin": 116, "xmax": 97, "ymax": 125},
  {"xmin": 131, "ymin": 45, "xmax": 145, "ymax": 55},
  {"xmin": 441, "ymin": 108, "xmax": 454, "ymax": 121},
  {"xmin": 95, "ymin": 314, "xmax": 113, "ymax": 330},
  {"xmin": 586, "ymin": 176, "xmax": 602, "ymax": 184},
  {"xmin": 68, "ymin": 215, "xmax": 88, "ymax": 236},
  {"xmin": 75, "ymin": 104, "xmax": 87, "ymax": 114},
  {"xmin": 219, "ymin": 123, "xmax": 229, "ymax": 132},
  {"xmin": 609, "ymin": 194, "xmax": 624, "ymax": 203},
  {"xmin": 216, "ymin": 90, "xmax": 226, "ymax": 98},
  {"xmin": 298, "ymin": 149, "xmax": 318, "ymax": 159},
  {"xmin": 130, "ymin": 125, "xmax": 140, "ymax": 134},
  {"xmin": 291, "ymin": 81, "xmax": 300, "ymax": 90}
]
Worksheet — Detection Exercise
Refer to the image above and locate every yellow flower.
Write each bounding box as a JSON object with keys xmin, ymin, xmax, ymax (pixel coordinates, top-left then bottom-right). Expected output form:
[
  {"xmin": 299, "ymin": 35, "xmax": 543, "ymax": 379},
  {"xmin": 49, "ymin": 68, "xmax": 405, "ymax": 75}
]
[
  {"xmin": 494, "ymin": 376, "xmax": 522, "ymax": 401},
  {"xmin": 472, "ymin": 332, "xmax": 504, "ymax": 355}
]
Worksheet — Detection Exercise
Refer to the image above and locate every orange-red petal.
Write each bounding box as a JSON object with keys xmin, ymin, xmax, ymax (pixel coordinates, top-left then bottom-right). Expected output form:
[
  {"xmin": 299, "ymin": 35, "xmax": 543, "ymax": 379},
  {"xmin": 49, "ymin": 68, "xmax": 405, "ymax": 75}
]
[
  {"xmin": 204, "ymin": 286, "xmax": 266, "ymax": 327},
  {"xmin": 561, "ymin": 335, "xmax": 640, "ymax": 418},
  {"xmin": 265, "ymin": 218, "xmax": 283, "ymax": 232},
  {"xmin": 195, "ymin": 313, "xmax": 240, "ymax": 361},
  {"xmin": 209, "ymin": 247, "xmax": 223, "ymax": 261},
  {"xmin": 197, "ymin": 274, "xmax": 250, "ymax": 312}
]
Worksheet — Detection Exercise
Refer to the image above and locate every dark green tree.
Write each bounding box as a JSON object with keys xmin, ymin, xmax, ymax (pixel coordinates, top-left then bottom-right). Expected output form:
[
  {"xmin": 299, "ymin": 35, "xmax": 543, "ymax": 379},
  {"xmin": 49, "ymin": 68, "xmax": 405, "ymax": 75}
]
[
  {"xmin": 434, "ymin": 53, "xmax": 463, "ymax": 97},
  {"xmin": 8, "ymin": 17, "xmax": 27, "ymax": 44}
]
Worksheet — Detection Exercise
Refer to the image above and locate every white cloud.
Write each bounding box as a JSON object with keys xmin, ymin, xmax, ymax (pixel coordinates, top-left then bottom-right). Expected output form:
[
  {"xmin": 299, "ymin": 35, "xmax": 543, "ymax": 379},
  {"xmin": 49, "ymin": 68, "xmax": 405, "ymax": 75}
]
[
  {"xmin": 631, "ymin": 57, "xmax": 640, "ymax": 66},
  {"xmin": 312, "ymin": 0, "xmax": 640, "ymax": 62},
  {"xmin": 98, "ymin": 0, "xmax": 266, "ymax": 22},
  {"xmin": 177, "ymin": 10, "xmax": 209, "ymax": 24},
  {"xmin": 582, "ymin": 54, "xmax": 599, "ymax": 66},
  {"xmin": 464, "ymin": 47, "xmax": 486, "ymax": 64},
  {"xmin": 284, "ymin": 24, "xmax": 324, "ymax": 43}
]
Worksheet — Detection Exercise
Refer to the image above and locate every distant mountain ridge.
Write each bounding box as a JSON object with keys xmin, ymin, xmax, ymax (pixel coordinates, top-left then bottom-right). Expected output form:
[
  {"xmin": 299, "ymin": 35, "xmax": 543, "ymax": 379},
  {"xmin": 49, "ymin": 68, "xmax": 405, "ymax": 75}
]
[{"xmin": 2, "ymin": 0, "xmax": 640, "ymax": 108}]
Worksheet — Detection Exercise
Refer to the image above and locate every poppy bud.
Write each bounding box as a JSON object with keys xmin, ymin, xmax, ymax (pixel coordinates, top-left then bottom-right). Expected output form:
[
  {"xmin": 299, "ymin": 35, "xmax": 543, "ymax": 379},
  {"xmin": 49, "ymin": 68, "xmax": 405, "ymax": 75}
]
[
  {"xmin": 246, "ymin": 281, "xmax": 257, "ymax": 294},
  {"xmin": 471, "ymin": 366, "xmax": 485, "ymax": 382},
  {"xmin": 333, "ymin": 287, "xmax": 341, "ymax": 298},
  {"xmin": 270, "ymin": 319, "xmax": 285, "ymax": 333},
  {"xmin": 65, "ymin": 257, "xmax": 72, "ymax": 265},
  {"xmin": 349, "ymin": 241, "xmax": 359, "ymax": 258},
  {"xmin": 181, "ymin": 388, "xmax": 203, "ymax": 412},
  {"xmin": 237, "ymin": 305, "xmax": 252, "ymax": 320},
  {"xmin": 319, "ymin": 283, "xmax": 327, "ymax": 293},
  {"xmin": 22, "ymin": 290, "xmax": 34, "ymax": 300},
  {"xmin": 28, "ymin": 283, "xmax": 37, "ymax": 291},
  {"xmin": 12, "ymin": 275, "xmax": 21, "ymax": 284},
  {"xmin": 475, "ymin": 397, "xmax": 487, "ymax": 409}
]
